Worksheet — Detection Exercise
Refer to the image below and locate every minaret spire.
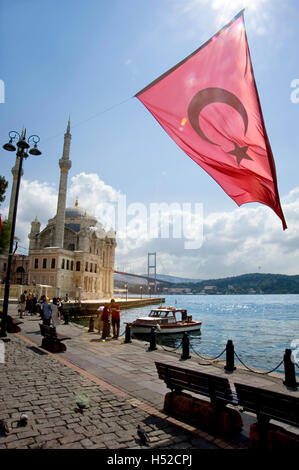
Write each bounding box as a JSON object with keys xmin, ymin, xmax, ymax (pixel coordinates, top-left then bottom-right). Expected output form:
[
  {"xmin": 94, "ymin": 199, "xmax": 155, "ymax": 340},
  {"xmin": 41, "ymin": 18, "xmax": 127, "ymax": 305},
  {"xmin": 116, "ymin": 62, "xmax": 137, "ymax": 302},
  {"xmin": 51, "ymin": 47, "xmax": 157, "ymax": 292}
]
[
  {"xmin": 67, "ymin": 116, "xmax": 71, "ymax": 134},
  {"xmin": 54, "ymin": 117, "xmax": 72, "ymax": 248}
]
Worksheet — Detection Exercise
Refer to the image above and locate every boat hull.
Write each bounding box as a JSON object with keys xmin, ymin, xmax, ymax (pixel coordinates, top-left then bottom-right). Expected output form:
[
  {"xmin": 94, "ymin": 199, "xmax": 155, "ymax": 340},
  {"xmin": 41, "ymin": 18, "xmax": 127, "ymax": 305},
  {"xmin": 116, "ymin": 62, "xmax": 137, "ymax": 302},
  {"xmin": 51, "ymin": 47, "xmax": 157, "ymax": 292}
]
[{"xmin": 131, "ymin": 323, "xmax": 201, "ymax": 335}]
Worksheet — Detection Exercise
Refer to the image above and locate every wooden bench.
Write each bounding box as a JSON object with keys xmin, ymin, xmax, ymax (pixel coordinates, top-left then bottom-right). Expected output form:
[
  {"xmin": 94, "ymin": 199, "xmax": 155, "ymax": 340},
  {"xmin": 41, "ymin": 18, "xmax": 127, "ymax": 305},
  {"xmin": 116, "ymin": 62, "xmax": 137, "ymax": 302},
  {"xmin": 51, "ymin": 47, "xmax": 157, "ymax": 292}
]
[
  {"xmin": 39, "ymin": 324, "xmax": 71, "ymax": 353},
  {"xmin": 234, "ymin": 382, "xmax": 299, "ymax": 448},
  {"xmin": 155, "ymin": 361, "xmax": 242, "ymax": 434}
]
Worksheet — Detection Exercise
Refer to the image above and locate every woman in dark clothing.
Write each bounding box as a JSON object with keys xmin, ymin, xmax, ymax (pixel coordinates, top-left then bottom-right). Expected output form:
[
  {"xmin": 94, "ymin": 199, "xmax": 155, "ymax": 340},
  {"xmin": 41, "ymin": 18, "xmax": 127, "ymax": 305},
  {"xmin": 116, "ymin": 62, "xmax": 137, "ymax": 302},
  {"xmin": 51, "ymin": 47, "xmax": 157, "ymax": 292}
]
[{"xmin": 101, "ymin": 306, "xmax": 110, "ymax": 339}]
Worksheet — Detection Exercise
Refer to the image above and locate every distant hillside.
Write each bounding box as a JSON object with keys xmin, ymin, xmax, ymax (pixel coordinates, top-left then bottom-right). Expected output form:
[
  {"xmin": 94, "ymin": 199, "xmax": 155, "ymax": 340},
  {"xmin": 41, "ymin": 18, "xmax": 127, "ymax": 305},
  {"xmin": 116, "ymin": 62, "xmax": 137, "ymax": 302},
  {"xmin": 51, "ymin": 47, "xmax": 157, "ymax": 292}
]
[
  {"xmin": 172, "ymin": 273, "xmax": 299, "ymax": 294},
  {"xmin": 114, "ymin": 272, "xmax": 299, "ymax": 294},
  {"xmin": 156, "ymin": 274, "xmax": 202, "ymax": 284}
]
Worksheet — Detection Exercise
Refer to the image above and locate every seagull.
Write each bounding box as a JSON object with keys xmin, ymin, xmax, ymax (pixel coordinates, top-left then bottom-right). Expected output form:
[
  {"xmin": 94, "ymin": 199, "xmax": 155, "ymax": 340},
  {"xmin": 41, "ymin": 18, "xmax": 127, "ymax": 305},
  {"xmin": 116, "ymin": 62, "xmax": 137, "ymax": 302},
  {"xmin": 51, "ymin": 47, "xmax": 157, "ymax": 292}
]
[
  {"xmin": 75, "ymin": 395, "xmax": 90, "ymax": 413},
  {"xmin": 19, "ymin": 413, "xmax": 28, "ymax": 427},
  {"xmin": 0, "ymin": 420, "xmax": 9, "ymax": 436},
  {"xmin": 137, "ymin": 424, "xmax": 150, "ymax": 446}
]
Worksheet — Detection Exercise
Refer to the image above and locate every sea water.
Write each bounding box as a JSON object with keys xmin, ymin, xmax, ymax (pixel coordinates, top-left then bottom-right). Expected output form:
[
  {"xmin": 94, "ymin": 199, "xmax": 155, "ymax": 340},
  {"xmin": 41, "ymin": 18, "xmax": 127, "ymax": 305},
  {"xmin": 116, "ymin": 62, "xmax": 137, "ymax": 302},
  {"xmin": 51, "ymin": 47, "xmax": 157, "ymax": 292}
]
[{"xmin": 120, "ymin": 294, "xmax": 299, "ymax": 375}]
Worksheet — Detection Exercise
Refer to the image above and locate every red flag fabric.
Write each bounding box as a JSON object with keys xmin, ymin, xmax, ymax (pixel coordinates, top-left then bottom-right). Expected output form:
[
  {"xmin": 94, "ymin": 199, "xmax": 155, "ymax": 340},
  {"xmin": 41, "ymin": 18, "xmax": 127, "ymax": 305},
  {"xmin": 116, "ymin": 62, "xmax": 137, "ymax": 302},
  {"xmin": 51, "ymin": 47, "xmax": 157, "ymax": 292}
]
[{"xmin": 136, "ymin": 10, "xmax": 287, "ymax": 230}]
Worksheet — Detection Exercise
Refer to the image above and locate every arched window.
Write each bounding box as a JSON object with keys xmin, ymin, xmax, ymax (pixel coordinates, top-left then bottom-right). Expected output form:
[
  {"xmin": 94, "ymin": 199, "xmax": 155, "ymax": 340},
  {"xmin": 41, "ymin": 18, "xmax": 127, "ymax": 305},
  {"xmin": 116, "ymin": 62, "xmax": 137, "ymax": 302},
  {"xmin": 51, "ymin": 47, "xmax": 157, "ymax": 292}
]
[
  {"xmin": 76, "ymin": 261, "xmax": 81, "ymax": 272},
  {"xmin": 16, "ymin": 267, "xmax": 25, "ymax": 285}
]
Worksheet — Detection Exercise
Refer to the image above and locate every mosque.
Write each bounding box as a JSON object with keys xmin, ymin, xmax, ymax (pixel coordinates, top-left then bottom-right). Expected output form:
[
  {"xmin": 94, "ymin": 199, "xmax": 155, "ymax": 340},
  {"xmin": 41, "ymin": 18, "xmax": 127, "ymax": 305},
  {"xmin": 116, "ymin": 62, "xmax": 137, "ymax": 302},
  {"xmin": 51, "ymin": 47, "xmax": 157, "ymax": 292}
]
[{"xmin": 1, "ymin": 119, "xmax": 116, "ymax": 300}]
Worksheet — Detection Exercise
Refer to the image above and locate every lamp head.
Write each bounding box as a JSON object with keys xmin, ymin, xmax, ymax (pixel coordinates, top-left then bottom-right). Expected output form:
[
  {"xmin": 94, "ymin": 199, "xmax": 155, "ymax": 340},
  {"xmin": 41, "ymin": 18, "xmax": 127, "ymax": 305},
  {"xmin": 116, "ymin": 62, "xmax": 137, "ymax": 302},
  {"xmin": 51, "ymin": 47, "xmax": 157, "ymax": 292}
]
[
  {"xmin": 3, "ymin": 138, "xmax": 16, "ymax": 152},
  {"xmin": 29, "ymin": 144, "xmax": 42, "ymax": 156},
  {"xmin": 17, "ymin": 138, "xmax": 30, "ymax": 150}
]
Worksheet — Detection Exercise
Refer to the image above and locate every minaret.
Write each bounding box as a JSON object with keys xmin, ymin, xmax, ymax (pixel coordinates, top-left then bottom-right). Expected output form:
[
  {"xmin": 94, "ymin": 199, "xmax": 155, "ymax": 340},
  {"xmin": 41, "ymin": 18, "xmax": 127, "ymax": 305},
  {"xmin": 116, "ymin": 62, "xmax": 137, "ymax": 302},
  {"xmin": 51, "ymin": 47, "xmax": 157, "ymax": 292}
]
[
  {"xmin": 28, "ymin": 217, "xmax": 41, "ymax": 251},
  {"xmin": 8, "ymin": 156, "xmax": 24, "ymax": 223},
  {"xmin": 54, "ymin": 117, "xmax": 72, "ymax": 248}
]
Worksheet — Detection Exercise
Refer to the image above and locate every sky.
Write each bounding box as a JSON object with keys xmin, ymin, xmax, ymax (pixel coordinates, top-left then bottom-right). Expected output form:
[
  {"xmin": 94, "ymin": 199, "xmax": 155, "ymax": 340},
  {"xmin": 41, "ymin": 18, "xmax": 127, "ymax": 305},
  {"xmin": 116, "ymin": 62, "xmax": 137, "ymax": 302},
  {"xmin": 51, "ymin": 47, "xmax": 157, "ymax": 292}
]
[{"xmin": 0, "ymin": 0, "xmax": 298, "ymax": 279}]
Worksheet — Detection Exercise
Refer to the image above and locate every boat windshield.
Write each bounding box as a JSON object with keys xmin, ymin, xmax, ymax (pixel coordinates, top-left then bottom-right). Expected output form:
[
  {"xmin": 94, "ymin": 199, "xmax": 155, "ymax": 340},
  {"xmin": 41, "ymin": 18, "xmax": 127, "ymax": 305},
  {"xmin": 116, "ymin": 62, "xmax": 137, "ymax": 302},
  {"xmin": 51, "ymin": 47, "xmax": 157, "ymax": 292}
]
[
  {"xmin": 149, "ymin": 310, "xmax": 168, "ymax": 318},
  {"xmin": 149, "ymin": 310, "xmax": 175, "ymax": 319}
]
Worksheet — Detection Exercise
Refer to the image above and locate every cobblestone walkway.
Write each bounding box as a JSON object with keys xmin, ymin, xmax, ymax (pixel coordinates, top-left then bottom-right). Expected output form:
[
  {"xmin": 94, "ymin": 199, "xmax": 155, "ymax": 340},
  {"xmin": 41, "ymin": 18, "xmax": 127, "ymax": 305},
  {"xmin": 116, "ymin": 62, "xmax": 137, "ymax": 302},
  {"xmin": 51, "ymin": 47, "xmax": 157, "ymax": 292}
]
[{"xmin": 0, "ymin": 335, "xmax": 218, "ymax": 449}]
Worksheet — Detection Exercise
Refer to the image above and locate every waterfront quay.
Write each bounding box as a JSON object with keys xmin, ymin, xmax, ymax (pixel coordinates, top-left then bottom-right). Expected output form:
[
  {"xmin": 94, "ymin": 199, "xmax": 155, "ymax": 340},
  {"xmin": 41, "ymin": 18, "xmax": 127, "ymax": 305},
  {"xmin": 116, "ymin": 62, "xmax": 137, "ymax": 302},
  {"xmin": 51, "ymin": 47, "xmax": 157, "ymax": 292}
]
[{"xmin": 0, "ymin": 305, "xmax": 298, "ymax": 450}]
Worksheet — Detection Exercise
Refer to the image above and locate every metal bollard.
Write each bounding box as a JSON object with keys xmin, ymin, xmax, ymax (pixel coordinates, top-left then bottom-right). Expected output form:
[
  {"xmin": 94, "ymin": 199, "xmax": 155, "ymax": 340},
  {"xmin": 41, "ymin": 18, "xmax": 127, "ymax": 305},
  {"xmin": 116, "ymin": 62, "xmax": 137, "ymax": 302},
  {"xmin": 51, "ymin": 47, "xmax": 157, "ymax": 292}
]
[
  {"xmin": 64, "ymin": 311, "xmax": 70, "ymax": 325},
  {"xmin": 224, "ymin": 339, "xmax": 236, "ymax": 371},
  {"xmin": 283, "ymin": 348, "xmax": 297, "ymax": 388},
  {"xmin": 124, "ymin": 324, "xmax": 132, "ymax": 343},
  {"xmin": 181, "ymin": 332, "xmax": 191, "ymax": 360},
  {"xmin": 149, "ymin": 327, "xmax": 157, "ymax": 351},
  {"xmin": 88, "ymin": 317, "xmax": 95, "ymax": 332}
]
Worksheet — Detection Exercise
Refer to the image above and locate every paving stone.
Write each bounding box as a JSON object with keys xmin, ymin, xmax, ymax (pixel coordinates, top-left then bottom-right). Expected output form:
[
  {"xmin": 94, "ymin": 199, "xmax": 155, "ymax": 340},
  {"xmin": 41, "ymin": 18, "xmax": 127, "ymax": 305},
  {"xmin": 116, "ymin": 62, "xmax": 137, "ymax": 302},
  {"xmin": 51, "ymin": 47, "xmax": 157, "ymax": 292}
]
[
  {"xmin": 16, "ymin": 429, "xmax": 40, "ymax": 439},
  {"xmin": 6, "ymin": 438, "xmax": 35, "ymax": 449},
  {"xmin": 80, "ymin": 438, "xmax": 94, "ymax": 448}
]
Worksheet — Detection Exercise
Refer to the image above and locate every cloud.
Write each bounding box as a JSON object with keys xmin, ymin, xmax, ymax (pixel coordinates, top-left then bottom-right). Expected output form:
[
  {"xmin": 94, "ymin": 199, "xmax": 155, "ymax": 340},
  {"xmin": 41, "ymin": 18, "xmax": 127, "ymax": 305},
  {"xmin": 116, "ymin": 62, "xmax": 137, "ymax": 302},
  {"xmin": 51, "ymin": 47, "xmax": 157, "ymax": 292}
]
[
  {"xmin": 3, "ymin": 172, "xmax": 299, "ymax": 279},
  {"xmin": 115, "ymin": 188, "xmax": 299, "ymax": 279},
  {"xmin": 8, "ymin": 179, "xmax": 57, "ymax": 253}
]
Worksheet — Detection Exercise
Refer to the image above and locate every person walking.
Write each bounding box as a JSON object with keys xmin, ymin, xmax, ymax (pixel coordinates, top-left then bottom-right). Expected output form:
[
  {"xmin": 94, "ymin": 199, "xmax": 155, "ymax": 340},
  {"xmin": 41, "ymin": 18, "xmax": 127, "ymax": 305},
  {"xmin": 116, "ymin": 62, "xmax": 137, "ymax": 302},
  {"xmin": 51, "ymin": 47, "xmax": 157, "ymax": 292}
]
[
  {"xmin": 57, "ymin": 297, "xmax": 63, "ymax": 319},
  {"xmin": 51, "ymin": 298, "xmax": 59, "ymax": 330},
  {"xmin": 27, "ymin": 292, "xmax": 34, "ymax": 314},
  {"xmin": 97, "ymin": 306, "xmax": 104, "ymax": 336},
  {"xmin": 110, "ymin": 299, "xmax": 120, "ymax": 339},
  {"xmin": 41, "ymin": 297, "xmax": 52, "ymax": 326},
  {"xmin": 19, "ymin": 290, "xmax": 27, "ymax": 319},
  {"xmin": 101, "ymin": 305, "xmax": 110, "ymax": 340},
  {"xmin": 32, "ymin": 293, "xmax": 37, "ymax": 314}
]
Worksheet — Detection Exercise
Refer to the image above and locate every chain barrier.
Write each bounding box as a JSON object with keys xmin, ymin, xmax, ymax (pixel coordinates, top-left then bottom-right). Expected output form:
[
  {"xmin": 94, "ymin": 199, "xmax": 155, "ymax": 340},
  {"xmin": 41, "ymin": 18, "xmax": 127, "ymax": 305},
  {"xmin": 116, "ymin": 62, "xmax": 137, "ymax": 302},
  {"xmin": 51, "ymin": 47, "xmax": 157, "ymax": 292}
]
[
  {"xmin": 189, "ymin": 342, "xmax": 226, "ymax": 363},
  {"xmin": 157, "ymin": 337, "xmax": 184, "ymax": 353},
  {"xmin": 233, "ymin": 350, "xmax": 284, "ymax": 375}
]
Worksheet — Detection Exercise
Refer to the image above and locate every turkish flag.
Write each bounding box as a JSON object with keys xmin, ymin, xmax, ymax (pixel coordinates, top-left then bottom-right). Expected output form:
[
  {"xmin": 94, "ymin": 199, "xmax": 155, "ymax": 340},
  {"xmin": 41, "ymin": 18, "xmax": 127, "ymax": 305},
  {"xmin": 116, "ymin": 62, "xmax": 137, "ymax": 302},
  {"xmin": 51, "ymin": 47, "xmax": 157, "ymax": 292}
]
[{"xmin": 136, "ymin": 10, "xmax": 287, "ymax": 229}]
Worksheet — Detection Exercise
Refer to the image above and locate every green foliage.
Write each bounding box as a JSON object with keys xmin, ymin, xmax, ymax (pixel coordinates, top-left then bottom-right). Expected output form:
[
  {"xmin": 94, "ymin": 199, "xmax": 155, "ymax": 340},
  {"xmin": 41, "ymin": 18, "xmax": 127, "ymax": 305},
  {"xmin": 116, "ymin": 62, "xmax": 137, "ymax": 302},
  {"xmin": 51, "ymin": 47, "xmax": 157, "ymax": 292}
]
[
  {"xmin": 0, "ymin": 176, "xmax": 8, "ymax": 205},
  {"xmin": 0, "ymin": 175, "xmax": 10, "ymax": 253},
  {"xmin": 0, "ymin": 219, "xmax": 11, "ymax": 253}
]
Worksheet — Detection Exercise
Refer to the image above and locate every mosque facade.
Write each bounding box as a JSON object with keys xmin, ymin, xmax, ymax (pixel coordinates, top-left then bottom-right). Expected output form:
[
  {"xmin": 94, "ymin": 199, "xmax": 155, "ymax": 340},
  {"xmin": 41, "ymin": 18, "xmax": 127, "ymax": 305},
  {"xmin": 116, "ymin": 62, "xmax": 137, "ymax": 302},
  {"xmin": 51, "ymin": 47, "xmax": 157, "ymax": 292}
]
[{"xmin": 1, "ymin": 119, "xmax": 116, "ymax": 300}]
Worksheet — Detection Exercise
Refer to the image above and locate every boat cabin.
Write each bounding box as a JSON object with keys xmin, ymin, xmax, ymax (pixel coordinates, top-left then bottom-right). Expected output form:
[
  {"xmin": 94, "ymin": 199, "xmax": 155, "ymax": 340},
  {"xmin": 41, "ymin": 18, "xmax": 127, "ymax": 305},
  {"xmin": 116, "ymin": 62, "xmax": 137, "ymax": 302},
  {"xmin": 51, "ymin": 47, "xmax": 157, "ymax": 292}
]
[{"xmin": 148, "ymin": 308, "xmax": 190, "ymax": 323}]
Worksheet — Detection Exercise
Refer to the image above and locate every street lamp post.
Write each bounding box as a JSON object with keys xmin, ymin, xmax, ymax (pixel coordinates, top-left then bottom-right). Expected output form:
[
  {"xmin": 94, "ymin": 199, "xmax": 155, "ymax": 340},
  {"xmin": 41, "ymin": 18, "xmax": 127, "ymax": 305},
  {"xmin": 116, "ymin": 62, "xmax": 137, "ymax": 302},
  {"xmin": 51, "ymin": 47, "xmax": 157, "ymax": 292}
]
[
  {"xmin": 125, "ymin": 283, "xmax": 128, "ymax": 302},
  {"xmin": 140, "ymin": 286, "xmax": 143, "ymax": 299},
  {"xmin": 0, "ymin": 129, "xmax": 42, "ymax": 338}
]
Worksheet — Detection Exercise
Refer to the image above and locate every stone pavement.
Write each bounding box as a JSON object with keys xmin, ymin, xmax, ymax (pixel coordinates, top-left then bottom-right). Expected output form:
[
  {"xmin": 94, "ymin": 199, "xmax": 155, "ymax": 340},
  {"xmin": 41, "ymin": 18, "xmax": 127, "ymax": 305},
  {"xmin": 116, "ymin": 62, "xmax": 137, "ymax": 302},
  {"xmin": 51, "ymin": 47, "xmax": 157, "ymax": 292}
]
[
  {"xmin": 1, "ymin": 307, "xmax": 298, "ymax": 450},
  {"xmin": 0, "ymin": 334, "xmax": 219, "ymax": 450}
]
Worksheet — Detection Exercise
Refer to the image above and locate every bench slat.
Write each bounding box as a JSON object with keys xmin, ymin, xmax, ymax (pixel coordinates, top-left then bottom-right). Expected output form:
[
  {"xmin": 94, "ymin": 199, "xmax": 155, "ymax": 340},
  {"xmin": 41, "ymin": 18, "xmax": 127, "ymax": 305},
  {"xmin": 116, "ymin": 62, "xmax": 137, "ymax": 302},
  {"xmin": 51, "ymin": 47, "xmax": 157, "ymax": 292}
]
[
  {"xmin": 234, "ymin": 382, "xmax": 299, "ymax": 428},
  {"xmin": 155, "ymin": 361, "xmax": 234, "ymax": 406}
]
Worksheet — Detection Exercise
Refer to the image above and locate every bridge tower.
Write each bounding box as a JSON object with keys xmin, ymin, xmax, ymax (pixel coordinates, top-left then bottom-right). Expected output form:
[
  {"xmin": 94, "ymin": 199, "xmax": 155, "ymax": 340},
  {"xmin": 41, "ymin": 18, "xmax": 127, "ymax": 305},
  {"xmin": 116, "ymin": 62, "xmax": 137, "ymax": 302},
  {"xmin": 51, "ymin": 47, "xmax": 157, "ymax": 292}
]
[{"xmin": 147, "ymin": 252, "xmax": 157, "ymax": 294}]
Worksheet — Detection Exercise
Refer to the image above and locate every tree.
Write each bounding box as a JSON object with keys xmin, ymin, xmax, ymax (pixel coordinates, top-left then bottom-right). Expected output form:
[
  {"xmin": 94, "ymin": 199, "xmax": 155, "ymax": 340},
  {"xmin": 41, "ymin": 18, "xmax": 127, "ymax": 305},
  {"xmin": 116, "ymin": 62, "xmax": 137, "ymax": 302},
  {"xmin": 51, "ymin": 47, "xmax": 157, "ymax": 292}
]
[
  {"xmin": 0, "ymin": 219, "xmax": 11, "ymax": 253},
  {"xmin": 0, "ymin": 176, "xmax": 8, "ymax": 204},
  {"xmin": 0, "ymin": 175, "xmax": 10, "ymax": 253}
]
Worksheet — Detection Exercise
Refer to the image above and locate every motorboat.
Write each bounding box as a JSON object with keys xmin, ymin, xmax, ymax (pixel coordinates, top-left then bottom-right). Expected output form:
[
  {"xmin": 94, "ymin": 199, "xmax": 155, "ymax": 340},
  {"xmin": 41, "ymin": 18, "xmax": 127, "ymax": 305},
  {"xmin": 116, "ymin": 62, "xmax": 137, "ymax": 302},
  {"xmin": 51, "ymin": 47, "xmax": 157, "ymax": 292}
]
[{"xmin": 128, "ymin": 306, "xmax": 202, "ymax": 335}]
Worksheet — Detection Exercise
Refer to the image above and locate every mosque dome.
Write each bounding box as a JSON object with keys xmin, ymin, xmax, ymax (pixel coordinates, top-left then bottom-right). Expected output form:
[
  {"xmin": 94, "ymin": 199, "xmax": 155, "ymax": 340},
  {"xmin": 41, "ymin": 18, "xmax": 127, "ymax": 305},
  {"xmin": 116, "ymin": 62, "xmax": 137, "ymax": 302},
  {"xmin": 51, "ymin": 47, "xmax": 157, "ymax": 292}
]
[{"xmin": 64, "ymin": 200, "xmax": 97, "ymax": 222}]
